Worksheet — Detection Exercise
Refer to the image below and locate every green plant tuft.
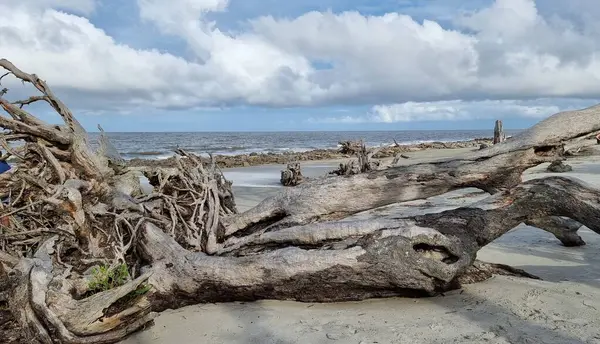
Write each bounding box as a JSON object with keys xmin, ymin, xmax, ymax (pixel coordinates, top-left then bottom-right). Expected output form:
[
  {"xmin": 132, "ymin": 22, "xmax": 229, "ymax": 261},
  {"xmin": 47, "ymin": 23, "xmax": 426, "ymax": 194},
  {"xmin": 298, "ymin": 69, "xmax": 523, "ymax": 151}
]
[
  {"xmin": 132, "ymin": 283, "xmax": 152, "ymax": 297},
  {"xmin": 88, "ymin": 263, "xmax": 130, "ymax": 294}
]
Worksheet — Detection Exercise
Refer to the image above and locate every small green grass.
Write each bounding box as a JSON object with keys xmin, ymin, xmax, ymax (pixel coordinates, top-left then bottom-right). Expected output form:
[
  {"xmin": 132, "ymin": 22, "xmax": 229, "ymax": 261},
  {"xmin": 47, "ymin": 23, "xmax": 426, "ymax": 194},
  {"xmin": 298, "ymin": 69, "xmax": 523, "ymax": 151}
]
[
  {"xmin": 131, "ymin": 283, "xmax": 152, "ymax": 297},
  {"xmin": 88, "ymin": 263, "xmax": 130, "ymax": 294},
  {"xmin": 86, "ymin": 263, "xmax": 153, "ymax": 305}
]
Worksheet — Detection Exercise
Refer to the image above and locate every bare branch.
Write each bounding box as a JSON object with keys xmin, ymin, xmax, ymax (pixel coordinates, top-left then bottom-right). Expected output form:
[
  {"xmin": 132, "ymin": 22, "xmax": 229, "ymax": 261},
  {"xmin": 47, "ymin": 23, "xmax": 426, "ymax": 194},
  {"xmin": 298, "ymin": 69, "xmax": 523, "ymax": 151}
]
[
  {"xmin": 0, "ymin": 58, "xmax": 83, "ymax": 134},
  {"xmin": 0, "ymin": 135, "xmax": 25, "ymax": 160},
  {"xmin": 34, "ymin": 142, "xmax": 66, "ymax": 184},
  {"xmin": 0, "ymin": 111, "xmax": 71, "ymax": 145},
  {"xmin": 0, "ymin": 72, "xmax": 10, "ymax": 85},
  {"xmin": 13, "ymin": 95, "xmax": 49, "ymax": 108},
  {"xmin": 4, "ymin": 134, "xmax": 30, "ymax": 141},
  {"xmin": 0, "ymin": 98, "xmax": 71, "ymax": 144}
]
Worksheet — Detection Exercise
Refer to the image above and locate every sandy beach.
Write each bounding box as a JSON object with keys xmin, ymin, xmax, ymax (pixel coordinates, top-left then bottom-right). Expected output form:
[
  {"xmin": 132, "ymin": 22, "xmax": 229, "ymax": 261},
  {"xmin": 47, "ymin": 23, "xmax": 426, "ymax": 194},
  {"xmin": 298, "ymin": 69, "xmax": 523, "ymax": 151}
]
[{"xmin": 125, "ymin": 147, "xmax": 600, "ymax": 344}]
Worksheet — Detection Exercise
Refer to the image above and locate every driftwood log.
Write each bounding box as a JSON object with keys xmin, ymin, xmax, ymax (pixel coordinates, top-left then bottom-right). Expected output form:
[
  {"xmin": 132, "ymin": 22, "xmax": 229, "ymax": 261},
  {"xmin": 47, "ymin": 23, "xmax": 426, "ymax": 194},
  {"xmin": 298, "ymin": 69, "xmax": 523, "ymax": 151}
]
[
  {"xmin": 1, "ymin": 59, "xmax": 600, "ymax": 343},
  {"xmin": 391, "ymin": 153, "xmax": 411, "ymax": 165}
]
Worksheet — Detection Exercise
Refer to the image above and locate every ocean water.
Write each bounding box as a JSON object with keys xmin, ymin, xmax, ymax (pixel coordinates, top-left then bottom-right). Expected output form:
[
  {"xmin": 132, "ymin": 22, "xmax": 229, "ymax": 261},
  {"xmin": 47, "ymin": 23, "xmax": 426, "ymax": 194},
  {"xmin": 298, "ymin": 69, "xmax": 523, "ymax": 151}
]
[{"xmin": 89, "ymin": 130, "xmax": 522, "ymax": 160}]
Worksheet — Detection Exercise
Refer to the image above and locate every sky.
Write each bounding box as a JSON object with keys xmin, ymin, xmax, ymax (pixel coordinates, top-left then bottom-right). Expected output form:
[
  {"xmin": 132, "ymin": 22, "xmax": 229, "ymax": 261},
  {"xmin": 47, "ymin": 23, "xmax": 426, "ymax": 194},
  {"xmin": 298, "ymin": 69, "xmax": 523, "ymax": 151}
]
[{"xmin": 1, "ymin": 0, "xmax": 600, "ymax": 132}]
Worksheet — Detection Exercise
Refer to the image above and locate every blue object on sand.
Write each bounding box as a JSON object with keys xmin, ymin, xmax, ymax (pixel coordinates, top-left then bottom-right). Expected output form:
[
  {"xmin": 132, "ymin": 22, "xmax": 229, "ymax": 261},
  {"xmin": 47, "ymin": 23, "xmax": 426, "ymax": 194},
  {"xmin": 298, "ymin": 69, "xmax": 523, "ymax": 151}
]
[
  {"xmin": 0, "ymin": 160, "xmax": 10, "ymax": 174},
  {"xmin": 0, "ymin": 161, "xmax": 10, "ymax": 204}
]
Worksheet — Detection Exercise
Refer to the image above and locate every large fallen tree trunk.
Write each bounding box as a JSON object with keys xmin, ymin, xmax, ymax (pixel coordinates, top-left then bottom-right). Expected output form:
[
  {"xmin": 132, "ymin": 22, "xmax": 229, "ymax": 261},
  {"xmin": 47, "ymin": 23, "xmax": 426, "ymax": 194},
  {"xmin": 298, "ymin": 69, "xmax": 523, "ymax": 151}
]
[
  {"xmin": 1, "ymin": 59, "xmax": 600, "ymax": 343},
  {"xmin": 140, "ymin": 176, "xmax": 600, "ymax": 306}
]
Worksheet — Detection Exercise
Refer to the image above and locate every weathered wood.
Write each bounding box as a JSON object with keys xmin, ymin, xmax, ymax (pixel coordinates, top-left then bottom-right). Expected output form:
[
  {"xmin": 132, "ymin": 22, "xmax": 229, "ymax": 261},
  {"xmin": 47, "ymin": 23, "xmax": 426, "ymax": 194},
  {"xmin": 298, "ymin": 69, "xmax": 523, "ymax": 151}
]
[
  {"xmin": 140, "ymin": 177, "xmax": 600, "ymax": 307},
  {"xmin": 330, "ymin": 140, "xmax": 380, "ymax": 176},
  {"xmin": 223, "ymin": 147, "xmax": 553, "ymax": 237},
  {"xmin": 456, "ymin": 261, "xmax": 540, "ymax": 284},
  {"xmin": 0, "ymin": 60, "xmax": 231, "ymax": 342},
  {"xmin": 525, "ymin": 216, "xmax": 584, "ymax": 247},
  {"xmin": 338, "ymin": 140, "xmax": 363, "ymax": 155},
  {"xmin": 280, "ymin": 162, "xmax": 304, "ymax": 186},
  {"xmin": 493, "ymin": 119, "xmax": 505, "ymax": 144},
  {"xmin": 391, "ymin": 153, "xmax": 411, "ymax": 166},
  {"xmin": 547, "ymin": 160, "xmax": 573, "ymax": 173}
]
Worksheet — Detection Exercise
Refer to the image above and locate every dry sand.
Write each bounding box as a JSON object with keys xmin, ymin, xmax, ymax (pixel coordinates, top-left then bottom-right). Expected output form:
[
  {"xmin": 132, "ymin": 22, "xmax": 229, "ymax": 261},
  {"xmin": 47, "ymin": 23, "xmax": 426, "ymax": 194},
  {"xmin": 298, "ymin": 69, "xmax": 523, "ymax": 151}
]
[{"xmin": 125, "ymin": 148, "xmax": 600, "ymax": 344}]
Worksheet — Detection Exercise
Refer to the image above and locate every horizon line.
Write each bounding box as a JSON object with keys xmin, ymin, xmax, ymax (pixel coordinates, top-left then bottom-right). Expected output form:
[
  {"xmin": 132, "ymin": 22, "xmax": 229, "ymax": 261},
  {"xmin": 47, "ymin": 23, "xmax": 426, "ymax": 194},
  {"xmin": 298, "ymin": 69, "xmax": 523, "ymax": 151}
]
[{"xmin": 88, "ymin": 128, "xmax": 527, "ymax": 134}]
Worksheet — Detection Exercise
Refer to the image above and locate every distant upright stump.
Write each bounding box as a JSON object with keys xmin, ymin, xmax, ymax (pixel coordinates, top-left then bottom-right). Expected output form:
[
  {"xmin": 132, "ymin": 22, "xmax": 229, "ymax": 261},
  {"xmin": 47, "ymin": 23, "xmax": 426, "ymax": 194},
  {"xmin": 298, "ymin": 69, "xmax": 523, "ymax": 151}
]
[
  {"xmin": 493, "ymin": 120, "xmax": 506, "ymax": 144},
  {"xmin": 281, "ymin": 162, "xmax": 304, "ymax": 186}
]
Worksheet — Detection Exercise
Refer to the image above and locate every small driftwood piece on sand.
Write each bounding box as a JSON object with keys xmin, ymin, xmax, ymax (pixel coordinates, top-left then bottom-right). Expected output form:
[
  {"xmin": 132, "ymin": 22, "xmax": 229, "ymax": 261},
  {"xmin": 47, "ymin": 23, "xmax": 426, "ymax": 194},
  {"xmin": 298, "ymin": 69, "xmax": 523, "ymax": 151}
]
[
  {"xmin": 547, "ymin": 160, "xmax": 573, "ymax": 173},
  {"xmin": 331, "ymin": 140, "xmax": 381, "ymax": 175},
  {"xmin": 391, "ymin": 153, "xmax": 411, "ymax": 165},
  {"xmin": 280, "ymin": 162, "xmax": 304, "ymax": 186},
  {"xmin": 338, "ymin": 140, "xmax": 363, "ymax": 155},
  {"xmin": 1, "ymin": 59, "xmax": 600, "ymax": 343}
]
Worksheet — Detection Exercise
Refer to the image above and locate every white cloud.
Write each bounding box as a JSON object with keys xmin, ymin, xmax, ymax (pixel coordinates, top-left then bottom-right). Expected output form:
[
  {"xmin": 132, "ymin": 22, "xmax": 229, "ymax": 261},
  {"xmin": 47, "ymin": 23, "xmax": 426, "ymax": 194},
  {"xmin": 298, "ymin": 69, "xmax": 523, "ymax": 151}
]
[
  {"xmin": 1, "ymin": 0, "xmax": 600, "ymax": 119},
  {"xmin": 137, "ymin": 0, "xmax": 229, "ymax": 59},
  {"xmin": 135, "ymin": 0, "xmax": 317, "ymax": 105},
  {"xmin": 4, "ymin": 0, "xmax": 97, "ymax": 14},
  {"xmin": 251, "ymin": 11, "xmax": 479, "ymax": 104},
  {"xmin": 369, "ymin": 100, "xmax": 562, "ymax": 122},
  {"xmin": 0, "ymin": 4, "xmax": 209, "ymax": 110},
  {"xmin": 311, "ymin": 98, "xmax": 598, "ymax": 123},
  {"xmin": 0, "ymin": 0, "xmax": 317, "ymax": 111},
  {"xmin": 307, "ymin": 115, "xmax": 367, "ymax": 124},
  {"xmin": 250, "ymin": 0, "xmax": 600, "ymax": 103}
]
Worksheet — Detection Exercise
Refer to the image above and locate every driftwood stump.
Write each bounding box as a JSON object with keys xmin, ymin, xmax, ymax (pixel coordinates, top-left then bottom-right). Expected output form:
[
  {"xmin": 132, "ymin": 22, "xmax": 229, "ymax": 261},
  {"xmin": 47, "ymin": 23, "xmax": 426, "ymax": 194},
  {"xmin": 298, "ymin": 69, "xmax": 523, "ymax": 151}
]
[
  {"xmin": 547, "ymin": 160, "xmax": 573, "ymax": 173},
  {"xmin": 493, "ymin": 120, "xmax": 506, "ymax": 144},
  {"xmin": 280, "ymin": 162, "xmax": 304, "ymax": 186},
  {"xmin": 338, "ymin": 140, "xmax": 363, "ymax": 155},
  {"xmin": 1, "ymin": 59, "xmax": 600, "ymax": 343},
  {"xmin": 331, "ymin": 140, "xmax": 381, "ymax": 175}
]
